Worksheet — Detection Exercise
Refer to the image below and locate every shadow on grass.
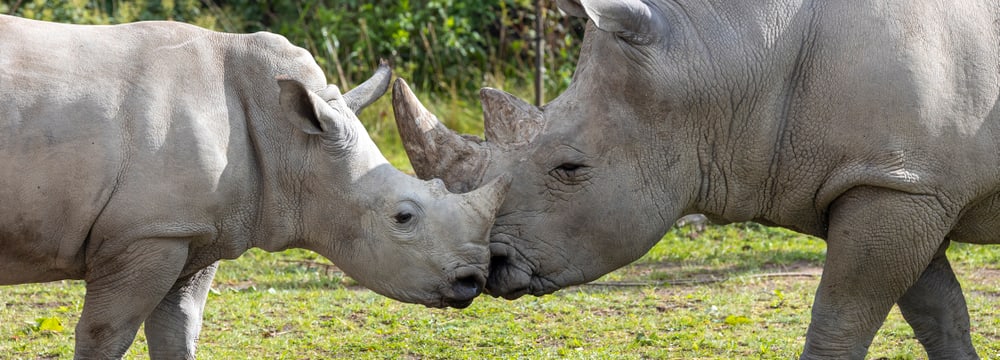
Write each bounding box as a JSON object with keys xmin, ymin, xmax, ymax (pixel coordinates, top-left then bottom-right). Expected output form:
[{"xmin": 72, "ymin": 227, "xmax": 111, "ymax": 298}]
[
  {"xmin": 594, "ymin": 223, "xmax": 827, "ymax": 287},
  {"xmin": 221, "ymin": 223, "xmax": 831, "ymax": 292}
]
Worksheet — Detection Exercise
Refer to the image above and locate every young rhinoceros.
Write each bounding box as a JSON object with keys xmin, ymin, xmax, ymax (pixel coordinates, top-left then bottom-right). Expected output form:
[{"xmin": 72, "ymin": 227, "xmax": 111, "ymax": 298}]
[{"xmin": 0, "ymin": 15, "xmax": 508, "ymax": 359}]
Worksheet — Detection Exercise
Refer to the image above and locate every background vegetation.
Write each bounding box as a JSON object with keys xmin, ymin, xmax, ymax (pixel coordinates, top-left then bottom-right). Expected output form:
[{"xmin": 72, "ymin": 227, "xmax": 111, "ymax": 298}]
[
  {"xmin": 2, "ymin": 1, "xmax": 999, "ymax": 359},
  {"xmin": 2, "ymin": 0, "xmax": 583, "ymax": 97}
]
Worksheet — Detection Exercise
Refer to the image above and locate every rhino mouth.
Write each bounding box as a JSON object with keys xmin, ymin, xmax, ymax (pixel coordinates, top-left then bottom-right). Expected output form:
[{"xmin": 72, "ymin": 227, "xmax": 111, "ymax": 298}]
[
  {"xmin": 487, "ymin": 232, "xmax": 584, "ymax": 299},
  {"xmin": 485, "ymin": 241, "xmax": 535, "ymax": 299}
]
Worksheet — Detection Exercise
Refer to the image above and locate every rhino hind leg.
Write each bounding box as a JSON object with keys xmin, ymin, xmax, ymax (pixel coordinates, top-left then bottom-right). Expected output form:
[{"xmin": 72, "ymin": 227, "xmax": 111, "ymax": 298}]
[
  {"xmin": 801, "ymin": 186, "xmax": 953, "ymax": 360},
  {"xmin": 145, "ymin": 262, "xmax": 219, "ymax": 360},
  {"xmin": 897, "ymin": 242, "xmax": 980, "ymax": 360},
  {"xmin": 74, "ymin": 238, "xmax": 190, "ymax": 359}
]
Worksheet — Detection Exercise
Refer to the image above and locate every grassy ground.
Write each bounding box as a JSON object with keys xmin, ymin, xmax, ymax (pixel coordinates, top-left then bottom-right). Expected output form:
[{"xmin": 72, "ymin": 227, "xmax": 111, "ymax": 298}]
[{"xmin": 2, "ymin": 222, "xmax": 998, "ymax": 359}]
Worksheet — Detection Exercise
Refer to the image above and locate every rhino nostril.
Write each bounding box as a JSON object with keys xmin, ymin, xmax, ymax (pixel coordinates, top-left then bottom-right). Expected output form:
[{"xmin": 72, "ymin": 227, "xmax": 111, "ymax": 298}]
[
  {"xmin": 451, "ymin": 275, "xmax": 482, "ymax": 299},
  {"xmin": 487, "ymin": 254, "xmax": 509, "ymax": 287},
  {"xmin": 489, "ymin": 253, "xmax": 508, "ymax": 267},
  {"xmin": 442, "ymin": 275, "xmax": 482, "ymax": 309}
]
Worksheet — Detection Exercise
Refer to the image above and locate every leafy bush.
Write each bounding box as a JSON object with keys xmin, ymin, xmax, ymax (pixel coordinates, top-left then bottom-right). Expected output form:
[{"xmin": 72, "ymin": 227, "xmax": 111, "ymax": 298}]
[{"xmin": 5, "ymin": 0, "xmax": 585, "ymax": 98}]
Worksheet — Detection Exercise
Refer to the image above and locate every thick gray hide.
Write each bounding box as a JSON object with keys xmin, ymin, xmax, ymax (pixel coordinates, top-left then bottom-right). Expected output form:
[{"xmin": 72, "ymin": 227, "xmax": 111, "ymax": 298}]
[
  {"xmin": 393, "ymin": 0, "xmax": 1000, "ymax": 359},
  {"xmin": 0, "ymin": 15, "xmax": 509, "ymax": 359}
]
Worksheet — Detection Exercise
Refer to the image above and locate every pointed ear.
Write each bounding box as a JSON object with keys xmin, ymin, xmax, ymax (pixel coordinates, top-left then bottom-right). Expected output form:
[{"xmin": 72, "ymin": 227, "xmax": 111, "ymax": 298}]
[
  {"xmin": 556, "ymin": 0, "xmax": 588, "ymax": 18},
  {"xmin": 343, "ymin": 60, "xmax": 392, "ymax": 114},
  {"xmin": 277, "ymin": 78, "xmax": 340, "ymax": 135},
  {"xmin": 577, "ymin": 0, "xmax": 658, "ymax": 37}
]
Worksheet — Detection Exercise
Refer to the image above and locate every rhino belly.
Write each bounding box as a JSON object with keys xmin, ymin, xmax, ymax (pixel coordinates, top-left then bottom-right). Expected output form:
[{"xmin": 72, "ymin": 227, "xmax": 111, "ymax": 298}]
[
  {"xmin": 948, "ymin": 190, "xmax": 1000, "ymax": 245},
  {"xmin": 0, "ymin": 164, "xmax": 116, "ymax": 284},
  {"xmin": 0, "ymin": 120, "xmax": 120, "ymax": 285}
]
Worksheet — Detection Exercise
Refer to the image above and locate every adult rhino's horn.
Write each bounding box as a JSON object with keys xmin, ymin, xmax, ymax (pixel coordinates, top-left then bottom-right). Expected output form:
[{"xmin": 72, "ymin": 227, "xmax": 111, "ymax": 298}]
[
  {"xmin": 392, "ymin": 78, "xmax": 487, "ymax": 192},
  {"xmin": 344, "ymin": 59, "xmax": 392, "ymax": 114},
  {"xmin": 481, "ymin": 88, "xmax": 543, "ymax": 146}
]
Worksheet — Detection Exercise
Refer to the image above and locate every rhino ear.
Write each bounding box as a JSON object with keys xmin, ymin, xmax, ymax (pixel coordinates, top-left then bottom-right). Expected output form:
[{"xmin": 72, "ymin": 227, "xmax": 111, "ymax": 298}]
[
  {"xmin": 342, "ymin": 60, "xmax": 392, "ymax": 115},
  {"xmin": 556, "ymin": 0, "xmax": 588, "ymax": 18},
  {"xmin": 278, "ymin": 78, "xmax": 346, "ymax": 136},
  {"xmin": 576, "ymin": 0, "xmax": 658, "ymax": 39}
]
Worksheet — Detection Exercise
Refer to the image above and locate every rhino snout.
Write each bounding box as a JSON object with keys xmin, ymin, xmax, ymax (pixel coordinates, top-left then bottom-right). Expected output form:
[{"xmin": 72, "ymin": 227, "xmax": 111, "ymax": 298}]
[{"xmin": 440, "ymin": 267, "xmax": 487, "ymax": 309}]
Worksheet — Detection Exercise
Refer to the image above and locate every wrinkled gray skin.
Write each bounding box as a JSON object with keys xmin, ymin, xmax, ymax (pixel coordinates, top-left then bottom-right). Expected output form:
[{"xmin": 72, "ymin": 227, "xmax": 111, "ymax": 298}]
[
  {"xmin": 393, "ymin": 0, "xmax": 1000, "ymax": 359},
  {"xmin": 0, "ymin": 15, "xmax": 509, "ymax": 360}
]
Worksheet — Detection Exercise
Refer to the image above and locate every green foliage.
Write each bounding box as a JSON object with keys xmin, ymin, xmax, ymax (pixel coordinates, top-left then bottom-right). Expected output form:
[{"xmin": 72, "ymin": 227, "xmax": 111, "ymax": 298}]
[
  {"xmin": 33, "ymin": 316, "xmax": 64, "ymax": 333},
  {"xmin": 8, "ymin": 0, "xmax": 218, "ymax": 26},
  {"xmin": 5, "ymin": 0, "xmax": 584, "ymax": 98}
]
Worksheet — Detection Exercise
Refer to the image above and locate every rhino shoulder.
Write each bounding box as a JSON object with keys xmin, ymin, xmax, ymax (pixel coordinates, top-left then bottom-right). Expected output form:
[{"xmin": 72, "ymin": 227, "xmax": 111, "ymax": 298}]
[{"xmin": 235, "ymin": 31, "xmax": 327, "ymax": 91}]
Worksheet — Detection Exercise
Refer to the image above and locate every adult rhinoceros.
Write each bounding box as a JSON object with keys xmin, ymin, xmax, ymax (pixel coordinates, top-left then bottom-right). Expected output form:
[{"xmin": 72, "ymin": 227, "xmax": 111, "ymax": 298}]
[
  {"xmin": 0, "ymin": 15, "xmax": 509, "ymax": 359},
  {"xmin": 393, "ymin": 0, "xmax": 1000, "ymax": 358}
]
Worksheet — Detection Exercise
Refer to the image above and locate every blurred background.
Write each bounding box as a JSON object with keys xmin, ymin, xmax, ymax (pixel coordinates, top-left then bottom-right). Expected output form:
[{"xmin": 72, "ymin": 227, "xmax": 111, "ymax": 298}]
[{"xmin": 1, "ymin": 0, "xmax": 586, "ymax": 169}]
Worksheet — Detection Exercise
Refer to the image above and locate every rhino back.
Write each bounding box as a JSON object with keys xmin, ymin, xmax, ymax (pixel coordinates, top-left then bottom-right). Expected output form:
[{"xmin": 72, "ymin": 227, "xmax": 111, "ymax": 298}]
[{"xmin": 0, "ymin": 15, "xmax": 326, "ymax": 282}]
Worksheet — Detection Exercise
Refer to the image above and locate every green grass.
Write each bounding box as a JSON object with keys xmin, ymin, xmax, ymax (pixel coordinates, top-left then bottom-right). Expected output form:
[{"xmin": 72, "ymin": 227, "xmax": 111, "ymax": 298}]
[{"xmin": 3, "ymin": 222, "xmax": 999, "ymax": 359}]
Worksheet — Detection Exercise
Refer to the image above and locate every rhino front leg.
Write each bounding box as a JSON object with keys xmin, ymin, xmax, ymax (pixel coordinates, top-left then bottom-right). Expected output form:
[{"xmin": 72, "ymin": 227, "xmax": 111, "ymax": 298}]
[
  {"xmin": 801, "ymin": 186, "xmax": 951, "ymax": 360},
  {"xmin": 145, "ymin": 262, "xmax": 219, "ymax": 360},
  {"xmin": 897, "ymin": 241, "xmax": 979, "ymax": 360},
  {"xmin": 75, "ymin": 238, "xmax": 190, "ymax": 360}
]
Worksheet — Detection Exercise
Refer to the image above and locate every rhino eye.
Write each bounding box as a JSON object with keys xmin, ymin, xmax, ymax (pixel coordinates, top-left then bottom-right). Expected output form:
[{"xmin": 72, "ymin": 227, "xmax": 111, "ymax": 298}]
[
  {"xmin": 550, "ymin": 163, "xmax": 591, "ymax": 185},
  {"xmin": 556, "ymin": 163, "xmax": 584, "ymax": 172},
  {"xmin": 393, "ymin": 212, "xmax": 413, "ymax": 224},
  {"xmin": 616, "ymin": 30, "xmax": 653, "ymax": 46}
]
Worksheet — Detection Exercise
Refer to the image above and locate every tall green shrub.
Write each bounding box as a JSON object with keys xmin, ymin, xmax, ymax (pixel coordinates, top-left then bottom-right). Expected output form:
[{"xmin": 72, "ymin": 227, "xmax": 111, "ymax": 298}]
[{"xmin": 4, "ymin": 0, "xmax": 584, "ymax": 99}]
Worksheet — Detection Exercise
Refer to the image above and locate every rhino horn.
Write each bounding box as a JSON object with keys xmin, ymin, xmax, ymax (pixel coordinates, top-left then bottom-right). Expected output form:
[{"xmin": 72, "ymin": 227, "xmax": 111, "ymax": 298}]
[
  {"xmin": 460, "ymin": 174, "xmax": 512, "ymax": 231},
  {"xmin": 480, "ymin": 88, "xmax": 544, "ymax": 146},
  {"xmin": 343, "ymin": 60, "xmax": 392, "ymax": 114},
  {"xmin": 392, "ymin": 78, "xmax": 487, "ymax": 192}
]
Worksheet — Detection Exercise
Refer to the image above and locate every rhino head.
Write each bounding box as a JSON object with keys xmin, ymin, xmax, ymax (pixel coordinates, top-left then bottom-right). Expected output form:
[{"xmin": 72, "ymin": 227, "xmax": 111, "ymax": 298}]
[
  {"xmin": 393, "ymin": 80, "xmax": 681, "ymax": 299},
  {"xmin": 275, "ymin": 64, "xmax": 510, "ymax": 308},
  {"xmin": 391, "ymin": 0, "xmax": 734, "ymax": 299}
]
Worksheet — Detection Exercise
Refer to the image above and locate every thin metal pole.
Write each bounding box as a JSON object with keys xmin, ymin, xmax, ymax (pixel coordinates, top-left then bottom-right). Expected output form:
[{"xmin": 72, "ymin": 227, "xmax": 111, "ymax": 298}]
[{"xmin": 534, "ymin": 0, "xmax": 544, "ymax": 106}]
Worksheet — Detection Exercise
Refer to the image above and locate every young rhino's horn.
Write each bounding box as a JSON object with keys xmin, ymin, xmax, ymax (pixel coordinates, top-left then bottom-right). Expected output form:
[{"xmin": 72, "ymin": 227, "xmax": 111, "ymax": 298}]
[
  {"xmin": 480, "ymin": 88, "xmax": 544, "ymax": 146},
  {"xmin": 392, "ymin": 78, "xmax": 487, "ymax": 193},
  {"xmin": 460, "ymin": 174, "xmax": 512, "ymax": 236}
]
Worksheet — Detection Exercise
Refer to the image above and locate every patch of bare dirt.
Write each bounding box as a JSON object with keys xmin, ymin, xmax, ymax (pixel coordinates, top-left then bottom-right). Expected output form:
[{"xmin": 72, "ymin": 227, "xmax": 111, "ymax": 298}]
[{"xmin": 963, "ymin": 268, "xmax": 1000, "ymax": 299}]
